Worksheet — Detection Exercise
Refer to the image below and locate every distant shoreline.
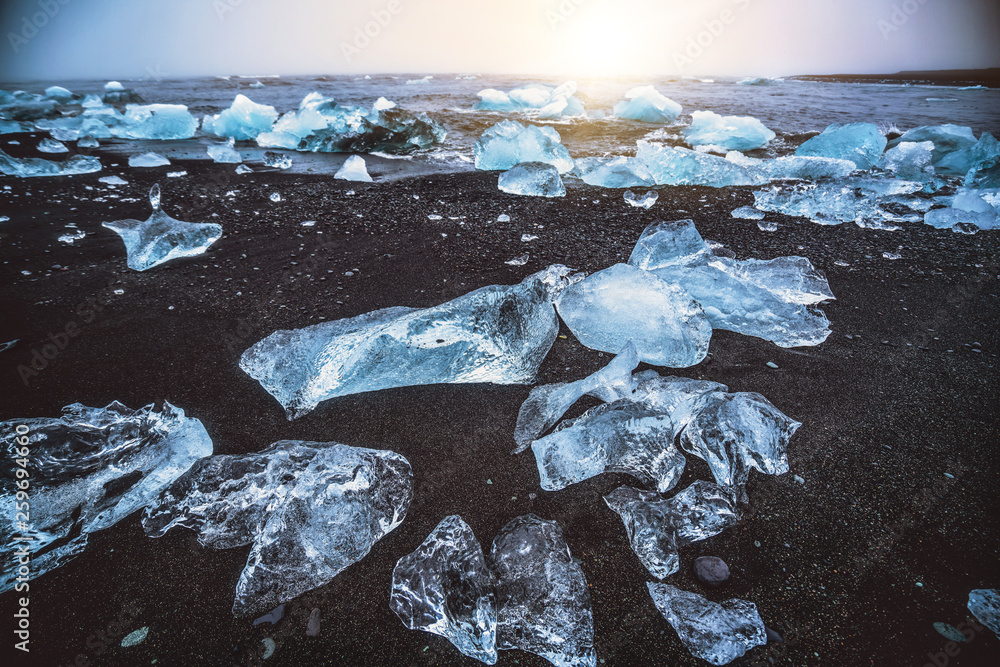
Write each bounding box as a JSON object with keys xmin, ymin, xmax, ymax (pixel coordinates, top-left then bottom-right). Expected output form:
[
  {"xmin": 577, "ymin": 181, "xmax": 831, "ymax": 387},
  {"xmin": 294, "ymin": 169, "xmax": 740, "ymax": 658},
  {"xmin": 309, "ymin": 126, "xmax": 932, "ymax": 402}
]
[{"xmin": 788, "ymin": 67, "xmax": 1000, "ymax": 88}]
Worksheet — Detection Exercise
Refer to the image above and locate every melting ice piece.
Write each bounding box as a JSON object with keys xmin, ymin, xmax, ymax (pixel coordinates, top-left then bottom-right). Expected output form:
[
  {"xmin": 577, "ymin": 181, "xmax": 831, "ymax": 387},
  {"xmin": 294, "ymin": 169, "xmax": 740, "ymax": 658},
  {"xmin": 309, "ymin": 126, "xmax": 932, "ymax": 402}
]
[
  {"xmin": 513, "ymin": 342, "xmax": 639, "ymax": 453},
  {"xmin": 235, "ymin": 164, "xmax": 253, "ymax": 174},
  {"xmin": 613, "ymin": 86, "xmax": 681, "ymax": 123},
  {"xmin": 474, "ymin": 120, "xmax": 575, "ymax": 173},
  {"xmin": 498, "ymin": 162, "xmax": 565, "ymax": 197},
  {"xmin": 794, "ymin": 123, "xmax": 886, "ymax": 170},
  {"xmin": 647, "ymin": 583, "xmax": 766, "ymax": 665},
  {"xmin": 555, "ymin": 263, "xmax": 712, "ymax": 367},
  {"xmin": 0, "ymin": 148, "xmax": 100, "ymax": 178},
  {"xmin": 144, "ymin": 441, "xmax": 412, "ymax": 616},
  {"xmin": 491, "ymin": 515, "xmax": 596, "ymax": 667},
  {"xmin": 637, "ymin": 142, "xmax": 763, "ymax": 187},
  {"xmin": 475, "ymin": 82, "xmax": 586, "ymax": 117},
  {"xmin": 201, "ymin": 94, "xmax": 278, "ymax": 140},
  {"xmin": 102, "ymin": 184, "xmax": 223, "ymax": 271},
  {"xmin": 263, "ymin": 151, "xmax": 292, "ymax": 169},
  {"xmin": 0, "ymin": 402, "xmax": 212, "ymax": 593},
  {"xmin": 129, "ymin": 152, "xmax": 170, "ymax": 167},
  {"xmin": 206, "ymin": 137, "xmax": 242, "ymax": 164},
  {"xmin": 935, "ymin": 132, "xmax": 1000, "ymax": 176},
  {"xmin": 99, "ymin": 175, "xmax": 128, "ymax": 185},
  {"xmin": 731, "ymin": 205, "xmax": 764, "ymax": 220},
  {"xmin": 77, "ymin": 135, "xmax": 99, "ymax": 148},
  {"xmin": 752, "ymin": 177, "xmax": 922, "ymax": 227},
  {"xmin": 624, "ymin": 190, "xmax": 658, "ymax": 208},
  {"xmin": 240, "ymin": 268, "xmax": 568, "ymax": 418},
  {"xmin": 38, "ymin": 137, "xmax": 68, "ymax": 153},
  {"xmin": 888, "ymin": 124, "xmax": 977, "ymax": 163},
  {"xmin": 575, "ymin": 157, "xmax": 652, "ymax": 188},
  {"xmin": 604, "ymin": 481, "xmax": 740, "ymax": 578},
  {"xmin": 531, "ymin": 399, "xmax": 686, "ymax": 493},
  {"xmin": 43, "ymin": 85, "xmax": 75, "ymax": 102},
  {"xmin": 967, "ymin": 589, "xmax": 1000, "ymax": 637},
  {"xmin": 391, "ymin": 515, "xmax": 497, "ymax": 664},
  {"xmin": 726, "ymin": 152, "xmax": 857, "ymax": 181},
  {"xmin": 878, "ymin": 141, "xmax": 935, "ymax": 180},
  {"xmin": 334, "ymin": 155, "xmax": 373, "ymax": 182},
  {"xmin": 628, "ymin": 218, "xmax": 713, "ymax": 269},
  {"xmin": 115, "ymin": 104, "xmax": 198, "ymax": 140},
  {"xmin": 683, "ymin": 111, "xmax": 775, "ymax": 152},
  {"xmin": 923, "ymin": 188, "xmax": 1000, "ymax": 230},
  {"xmin": 965, "ymin": 156, "xmax": 1000, "ymax": 189}
]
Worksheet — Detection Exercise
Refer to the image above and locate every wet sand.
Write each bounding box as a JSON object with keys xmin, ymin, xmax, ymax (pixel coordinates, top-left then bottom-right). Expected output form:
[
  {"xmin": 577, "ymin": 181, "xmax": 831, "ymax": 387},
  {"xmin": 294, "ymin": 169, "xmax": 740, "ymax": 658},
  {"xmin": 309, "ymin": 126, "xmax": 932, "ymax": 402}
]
[{"xmin": 1, "ymin": 148, "xmax": 998, "ymax": 666}]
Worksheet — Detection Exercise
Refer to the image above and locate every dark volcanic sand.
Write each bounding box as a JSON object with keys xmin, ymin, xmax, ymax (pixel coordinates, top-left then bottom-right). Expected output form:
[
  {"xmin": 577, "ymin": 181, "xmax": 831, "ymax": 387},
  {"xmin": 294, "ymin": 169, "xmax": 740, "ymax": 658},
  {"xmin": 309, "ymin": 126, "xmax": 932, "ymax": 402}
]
[{"xmin": 1, "ymin": 152, "xmax": 999, "ymax": 667}]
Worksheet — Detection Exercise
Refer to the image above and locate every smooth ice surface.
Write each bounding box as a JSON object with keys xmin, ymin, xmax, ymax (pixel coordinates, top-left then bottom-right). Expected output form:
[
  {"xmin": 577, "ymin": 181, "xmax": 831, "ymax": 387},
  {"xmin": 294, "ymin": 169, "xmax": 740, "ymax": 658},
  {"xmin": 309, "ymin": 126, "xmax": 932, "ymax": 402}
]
[
  {"xmin": 129, "ymin": 152, "xmax": 170, "ymax": 167},
  {"xmin": 575, "ymin": 157, "xmax": 652, "ymax": 188},
  {"xmin": 613, "ymin": 86, "xmax": 681, "ymax": 123},
  {"xmin": 878, "ymin": 141, "xmax": 935, "ymax": 180},
  {"xmin": 604, "ymin": 481, "xmax": 740, "ymax": 578},
  {"xmin": 0, "ymin": 148, "xmax": 100, "ymax": 177},
  {"xmin": 794, "ymin": 123, "xmax": 886, "ymax": 169},
  {"xmin": 391, "ymin": 515, "xmax": 497, "ymax": 664},
  {"xmin": 207, "ymin": 137, "xmax": 242, "ymax": 164},
  {"xmin": 935, "ymin": 132, "xmax": 1000, "ymax": 176},
  {"xmin": 967, "ymin": 589, "xmax": 1000, "ymax": 637},
  {"xmin": 102, "ymin": 185, "xmax": 223, "ymax": 271},
  {"xmin": 144, "ymin": 441, "xmax": 411, "ymax": 616},
  {"xmin": 556, "ymin": 263, "xmax": 712, "ymax": 367},
  {"xmin": 475, "ymin": 120, "xmax": 574, "ymax": 173},
  {"xmin": 647, "ymin": 583, "xmax": 766, "ymax": 665},
  {"xmin": 334, "ymin": 155, "xmax": 373, "ymax": 182},
  {"xmin": 0, "ymin": 402, "xmax": 211, "ymax": 593},
  {"xmin": 888, "ymin": 124, "xmax": 977, "ymax": 163},
  {"xmin": 491, "ymin": 515, "xmax": 596, "ymax": 667},
  {"xmin": 202, "ymin": 94, "xmax": 278, "ymax": 140},
  {"xmin": 241, "ymin": 268, "xmax": 569, "ymax": 418},
  {"xmin": 624, "ymin": 189, "xmax": 658, "ymax": 208},
  {"xmin": 683, "ymin": 111, "xmax": 775, "ymax": 151},
  {"xmin": 117, "ymin": 104, "xmax": 198, "ymax": 140},
  {"xmin": 498, "ymin": 162, "xmax": 565, "ymax": 197},
  {"xmin": 637, "ymin": 142, "xmax": 763, "ymax": 187}
]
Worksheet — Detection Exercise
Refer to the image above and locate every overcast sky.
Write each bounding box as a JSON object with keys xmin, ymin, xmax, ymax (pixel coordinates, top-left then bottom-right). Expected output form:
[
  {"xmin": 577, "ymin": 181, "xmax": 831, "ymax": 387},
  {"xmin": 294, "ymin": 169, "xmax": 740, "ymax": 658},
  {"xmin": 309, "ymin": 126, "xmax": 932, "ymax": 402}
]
[{"xmin": 2, "ymin": 0, "xmax": 998, "ymax": 82}]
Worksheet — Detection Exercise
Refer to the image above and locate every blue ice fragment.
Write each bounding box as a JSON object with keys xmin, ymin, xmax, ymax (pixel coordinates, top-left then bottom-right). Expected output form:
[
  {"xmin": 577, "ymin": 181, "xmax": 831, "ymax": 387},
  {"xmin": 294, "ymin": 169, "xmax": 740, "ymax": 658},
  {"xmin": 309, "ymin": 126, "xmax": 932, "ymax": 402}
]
[
  {"xmin": 683, "ymin": 111, "xmax": 775, "ymax": 151},
  {"xmin": 202, "ymin": 94, "xmax": 279, "ymax": 140},
  {"xmin": 574, "ymin": 157, "xmax": 653, "ymax": 188},
  {"xmin": 795, "ymin": 123, "xmax": 886, "ymax": 170},
  {"xmin": 498, "ymin": 162, "xmax": 565, "ymax": 197},
  {"xmin": 0, "ymin": 147, "xmax": 100, "ymax": 177},
  {"xmin": 637, "ymin": 142, "xmax": 764, "ymax": 187},
  {"xmin": 967, "ymin": 589, "xmax": 1000, "ymax": 637},
  {"xmin": 613, "ymin": 86, "xmax": 682, "ymax": 123},
  {"xmin": 888, "ymin": 124, "xmax": 977, "ymax": 163},
  {"xmin": 475, "ymin": 120, "xmax": 575, "ymax": 173},
  {"xmin": 935, "ymin": 132, "xmax": 1000, "ymax": 176},
  {"xmin": 206, "ymin": 137, "xmax": 242, "ymax": 164},
  {"xmin": 115, "ymin": 104, "xmax": 198, "ymax": 140},
  {"xmin": 878, "ymin": 141, "xmax": 935, "ymax": 180}
]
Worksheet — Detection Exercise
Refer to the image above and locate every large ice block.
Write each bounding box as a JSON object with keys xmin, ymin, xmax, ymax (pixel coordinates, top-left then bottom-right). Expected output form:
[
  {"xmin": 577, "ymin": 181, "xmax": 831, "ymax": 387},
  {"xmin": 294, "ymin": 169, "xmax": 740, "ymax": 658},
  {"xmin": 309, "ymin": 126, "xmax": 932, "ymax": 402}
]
[
  {"xmin": 0, "ymin": 148, "xmax": 100, "ymax": 178},
  {"xmin": 116, "ymin": 104, "xmax": 198, "ymax": 140},
  {"xmin": 574, "ymin": 157, "xmax": 653, "ymax": 188},
  {"xmin": 967, "ymin": 589, "xmax": 1000, "ymax": 637},
  {"xmin": 613, "ymin": 86, "xmax": 682, "ymax": 123},
  {"xmin": 887, "ymin": 124, "xmax": 977, "ymax": 163},
  {"xmin": 391, "ymin": 515, "xmax": 497, "ymax": 664},
  {"xmin": 923, "ymin": 188, "xmax": 1000, "ymax": 231},
  {"xmin": 144, "ymin": 440, "xmax": 411, "ymax": 616},
  {"xmin": 206, "ymin": 137, "xmax": 242, "ymax": 164},
  {"xmin": 102, "ymin": 184, "xmax": 223, "ymax": 271},
  {"xmin": 877, "ymin": 141, "xmax": 935, "ymax": 180},
  {"xmin": 683, "ymin": 111, "xmax": 775, "ymax": 151},
  {"xmin": 647, "ymin": 583, "xmax": 766, "ymax": 665},
  {"xmin": 201, "ymin": 94, "xmax": 278, "ymax": 140},
  {"xmin": 794, "ymin": 123, "xmax": 886, "ymax": 169},
  {"xmin": 0, "ymin": 402, "xmax": 211, "ymax": 593},
  {"xmin": 965, "ymin": 156, "xmax": 1000, "ymax": 189},
  {"xmin": 604, "ymin": 481, "xmax": 740, "ymax": 578},
  {"xmin": 240, "ymin": 268, "xmax": 570, "ymax": 418},
  {"xmin": 498, "ymin": 162, "xmax": 566, "ymax": 197},
  {"xmin": 935, "ymin": 132, "xmax": 1000, "ymax": 176},
  {"xmin": 636, "ymin": 142, "xmax": 763, "ymax": 187},
  {"xmin": 491, "ymin": 515, "xmax": 596, "ymax": 667},
  {"xmin": 475, "ymin": 120, "xmax": 574, "ymax": 173}
]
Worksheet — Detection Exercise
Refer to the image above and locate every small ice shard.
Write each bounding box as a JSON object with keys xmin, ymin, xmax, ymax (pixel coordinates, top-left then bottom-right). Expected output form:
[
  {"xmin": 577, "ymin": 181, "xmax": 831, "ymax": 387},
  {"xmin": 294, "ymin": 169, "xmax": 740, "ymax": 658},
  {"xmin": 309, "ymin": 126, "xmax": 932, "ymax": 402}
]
[
  {"xmin": 731, "ymin": 206, "xmax": 764, "ymax": 220},
  {"xmin": 334, "ymin": 155, "xmax": 373, "ymax": 182},
  {"xmin": 794, "ymin": 122, "xmax": 887, "ymax": 170},
  {"xmin": 613, "ymin": 85, "xmax": 682, "ymax": 123},
  {"xmin": 116, "ymin": 104, "xmax": 198, "ymax": 140},
  {"xmin": 38, "ymin": 137, "xmax": 68, "ymax": 153},
  {"xmin": 505, "ymin": 254, "xmax": 529, "ymax": 266},
  {"xmin": 391, "ymin": 515, "xmax": 497, "ymax": 664},
  {"xmin": 202, "ymin": 94, "xmax": 278, "ymax": 140},
  {"xmin": 888, "ymin": 124, "xmax": 977, "ymax": 163},
  {"xmin": 968, "ymin": 589, "xmax": 1000, "ymax": 637},
  {"xmin": 604, "ymin": 481, "xmax": 740, "ymax": 578},
  {"xmin": 935, "ymin": 132, "xmax": 1000, "ymax": 176},
  {"xmin": 102, "ymin": 184, "xmax": 223, "ymax": 271},
  {"xmin": 0, "ymin": 148, "xmax": 100, "ymax": 178},
  {"xmin": 491, "ymin": 515, "xmax": 596, "ymax": 667},
  {"xmin": 474, "ymin": 120, "xmax": 575, "ymax": 173},
  {"xmin": 683, "ymin": 111, "xmax": 775, "ymax": 152},
  {"xmin": 636, "ymin": 142, "xmax": 763, "ymax": 187},
  {"xmin": 575, "ymin": 157, "xmax": 653, "ymax": 188},
  {"xmin": 555, "ymin": 263, "xmax": 712, "ymax": 367},
  {"xmin": 0, "ymin": 402, "xmax": 212, "ymax": 593},
  {"xmin": 521, "ymin": 234, "xmax": 538, "ymax": 242},
  {"xmin": 235, "ymin": 163, "xmax": 253, "ymax": 174},
  {"xmin": 513, "ymin": 342, "xmax": 639, "ymax": 453},
  {"xmin": 207, "ymin": 137, "xmax": 242, "ymax": 164},
  {"xmin": 249, "ymin": 80, "xmax": 265, "ymax": 89},
  {"xmin": 497, "ymin": 214, "xmax": 511, "ymax": 222},
  {"xmin": 270, "ymin": 193, "xmax": 282, "ymax": 202},
  {"xmin": 624, "ymin": 189, "xmax": 658, "ymax": 208},
  {"xmin": 99, "ymin": 175, "xmax": 128, "ymax": 185},
  {"xmin": 77, "ymin": 135, "xmax": 98, "ymax": 148},
  {"xmin": 120, "ymin": 626, "xmax": 149, "ymax": 647},
  {"xmin": 306, "ymin": 608, "xmax": 322, "ymax": 636},
  {"xmin": 878, "ymin": 141, "xmax": 935, "ymax": 180},
  {"xmin": 263, "ymin": 151, "xmax": 293, "ymax": 169},
  {"xmin": 647, "ymin": 583, "xmax": 766, "ymax": 665},
  {"xmin": 498, "ymin": 162, "xmax": 565, "ymax": 197},
  {"xmin": 59, "ymin": 228, "xmax": 87, "ymax": 244},
  {"xmin": 240, "ymin": 268, "xmax": 566, "ymax": 418},
  {"xmin": 105, "ymin": 81, "xmax": 125, "ymax": 92},
  {"xmin": 167, "ymin": 170, "xmax": 187, "ymax": 178},
  {"xmin": 144, "ymin": 441, "xmax": 412, "ymax": 616},
  {"xmin": 129, "ymin": 152, "xmax": 170, "ymax": 167}
]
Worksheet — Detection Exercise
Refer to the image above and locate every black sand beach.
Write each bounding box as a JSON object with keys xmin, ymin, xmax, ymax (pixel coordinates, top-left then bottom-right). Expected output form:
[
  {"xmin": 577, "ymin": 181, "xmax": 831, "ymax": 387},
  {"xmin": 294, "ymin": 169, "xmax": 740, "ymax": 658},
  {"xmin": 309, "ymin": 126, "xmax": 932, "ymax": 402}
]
[{"xmin": 1, "ymin": 148, "xmax": 998, "ymax": 666}]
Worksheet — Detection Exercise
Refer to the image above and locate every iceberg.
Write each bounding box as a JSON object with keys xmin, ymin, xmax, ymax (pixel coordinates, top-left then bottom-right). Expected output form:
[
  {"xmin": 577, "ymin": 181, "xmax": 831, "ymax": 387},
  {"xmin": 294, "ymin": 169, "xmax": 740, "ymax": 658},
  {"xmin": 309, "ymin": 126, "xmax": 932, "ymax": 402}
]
[
  {"xmin": 683, "ymin": 111, "xmax": 775, "ymax": 151},
  {"xmin": 390, "ymin": 516, "xmax": 497, "ymax": 664},
  {"xmin": 144, "ymin": 441, "xmax": 411, "ymax": 616},
  {"xmin": 116, "ymin": 104, "xmax": 198, "ymax": 140},
  {"xmin": 574, "ymin": 157, "xmax": 653, "ymax": 188},
  {"xmin": 877, "ymin": 141, "xmax": 935, "ymax": 180},
  {"xmin": 624, "ymin": 189, "xmax": 658, "ymax": 208},
  {"xmin": 240, "ymin": 267, "xmax": 571, "ymax": 418},
  {"xmin": 0, "ymin": 402, "xmax": 211, "ymax": 593},
  {"xmin": 934, "ymin": 132, "xmax": 1000, "ymax": 175},
  {"xmin": 129, "ymin": 152, "xmax": 170, "ymax": 167},
  {"xmin": 647, "ymin": 583, "xmax": 766, "ymax": 665},
  {"xmin": 102, "ymin": 184, "xmax": 223, "ymax": 271},
  {"xmin": 498, "ymin": 162, "xmax": 566, "ymax": 197},
  {"xmin": 887, "ymin": 124, "xmax": 977, "ymax": 163},
  {"xmin": 491, "ymin": 515, "xmax": 596, "ymax": 667},
  {"xmin": 0, "ymin": 148, "xmax": 101, "ymax": 178},
  {"xmin": 636, "ymin": 142, "xmax": 763, "ymax": 187},
  {"xmin": 206, "ymin": 137, "xmax": 242, "ymax": 163},
  {"xmin": 474, "ymin": 120, "xmax": 575, "ymax": 173},
  {"xmin": 37, "ymin": 137, "xmax": 68, "ymax": 153},
  {"xmin": 967, "ymin": 589, "xmax": 1000, "ymax": 637},
  {"xmin": 604, "ymin": 481, "xmax": 740, "ymax": 578},
  {"xmin": 613, "ymin": 86, "xmax": 682, "ymax": 123},
  {"xmin": 406, "ymin": 75, "xmax": 432, "ymax": 85},
  {"xmin": 794, "ymin": 122, "xmax": 886, "ymax": 169},
  {"xmin": 201, "ymin": 94, "xmax": 278, "ymax": 140},
  {"xmin": 334, "ymin": 154, "xmax": 373, "ymax": 182}
]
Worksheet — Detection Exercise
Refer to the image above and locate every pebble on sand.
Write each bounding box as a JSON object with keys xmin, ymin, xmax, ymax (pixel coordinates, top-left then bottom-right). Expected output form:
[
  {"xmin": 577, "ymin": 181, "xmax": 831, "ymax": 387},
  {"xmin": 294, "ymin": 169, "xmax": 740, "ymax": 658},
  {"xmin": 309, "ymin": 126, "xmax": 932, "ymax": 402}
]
[{"xmin": 693, "ymin": 556, "xmax": 730, "ymax": 587}]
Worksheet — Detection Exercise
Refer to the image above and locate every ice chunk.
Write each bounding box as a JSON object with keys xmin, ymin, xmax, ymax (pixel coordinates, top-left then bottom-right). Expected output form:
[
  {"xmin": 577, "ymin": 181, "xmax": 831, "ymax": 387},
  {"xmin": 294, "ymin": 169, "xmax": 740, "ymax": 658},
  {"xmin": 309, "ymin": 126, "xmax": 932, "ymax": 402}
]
[
  {"xmin": 201, "ymin": 94, "xmax": 278, "ymax": 140},
  {"xmin": 0, "ymin": 402, "xmax": 211, "ymax": 593},
  {"xmin": 968, "ymin": 589, "xmax": 1000, "ymax": 637},
  {"xmin": 731, "ymin": 206, "xmax": 764, "ymax": 220},
  {"xmin": 406, "ymin": 76, "xmax": 432, "ymax": 85},
  {"xmin": 43, "ymin": 85, "xmax": 75, "ymax": 102},
  {"xmin": 794, "ymin": 123, "xmax": 886, "ymax": 170},
  {"xmin": 240, "ymin": 269, "xmax": 565, "ymax": 418},
  {"xmin": 575, "ymin": 157, "xmax": 652, "ymax": 188},
  {"xmin": 888, "ymin": 124, "xmax": 977, "ymax": 163},
  {"xmin": 923, "ymin": 188, "xmax": 1000, "ymax": 230},
  {"xmin": 637, "ymin": 142, "xmax": 763, "ymax": 187},
  {"xmin": 613, "ymin": 86, "xmax": 681, "ymax": 123},
  {"xmin": 263, "ymin": 151, "xmax": 292, "ymax": 169},
  {"xmin": 128, "ymin": 151, "xmax": 170, "ymax": 167},
  {"xmin": 878, "ymin": 141, "xmax": 935, "ymax": 180},
  {"xmin": 491, "ymin": 515, "xmax": 596, "ymax": 667},
  {"xmin": 647, "ymin": 583, "xmax": 766, "ymax": 665},
  {"xmin": 604, "ymin": 482, "xmax": 740, "ymax": 578},
  {"xmin": 475, "ymin": 120, "xmax": 575, "ymax": 173},
  {"xmin": 249, "ymin": 80, "xmax": 265, "ymax": 89},
  {"xmin": 102, "ymin": 184, "xmax": 223, "ymax": 271},
  {"xmin": 498, "ymin": 162, "xmax": 565, "ymax": 197},
  {"xmin": 116, "ymin": 104, "xmax": 198, "ymax": 140},
  {"xmin": 475, "ymin": 83, "xmax": 586, "ymax": 117},
  {"xmin": 628, "ymin": 219, "xmax": 713, "ymax": 269},
  {"xmin": 0, "ymin": 147, "xmax": 100, "ymax": 178},
  {"xmin": 623, "ymin": 189, "xmax": 658, "ymax": 208},
  {"xmin": 334, "ymin": 155, "xmax": 373, "ymax": 182},
  {"xmin": 475, "ymin": 89, "xmax": 520, "ymax": 112},
  {"xmin": 77, "ymin": 135, "xmax": 99, "ymax": 148},
  {"xmin": 0, "ymin": 119, "xmax": 34, "ymax": 133},
  {"xmin": 965, "ymin": 155, "xmax": 1000, "ymax": 189},
  {"xmin": 144, "ymin": 440, "xmax": 411, "ymax": 616},
  {"xmin": 740, "ymin": 155, "xmax": 857, "ymax": 181},
  {"xmin": 105, "ymin": 81, "xmax": 125, "ymax": 92},
  {"xmin": 99, "ymin": 175, "xmax": 128, "ymax": 185},
  {"xmin": 555, "ymin": 263, "xmax": 712, "ymax": 367},
  {"xmin": 752, "ymin": 177, "xmax": 922, "ymax": 227},
  {"xmin": 683, "ymin": 111, "xmax": 775, "ymax": 151},
  {"xmin": 935, "ymin": 132, "xmax": 1000, "ymax": 176},
  {"xmin": 206, "ymin": 137, "xmax": 242, "ymax": 163},
  {"xmin": 58, "ymin": 229, "xmax": 86, "ymax": 244},
  {"xmin": 38, "ymin": 137, "xmax": 68, "ymax": 153},
  {"xmin": 391, "ymin": 515, "xmax": 497, "ymax": 664},
  {"xmin": 737, "ymin": 77, "xmax": 781, "ymax": 86},
  {"xmin": 235, "ymin": 163, "xmax": 253, "ymax": 174}
]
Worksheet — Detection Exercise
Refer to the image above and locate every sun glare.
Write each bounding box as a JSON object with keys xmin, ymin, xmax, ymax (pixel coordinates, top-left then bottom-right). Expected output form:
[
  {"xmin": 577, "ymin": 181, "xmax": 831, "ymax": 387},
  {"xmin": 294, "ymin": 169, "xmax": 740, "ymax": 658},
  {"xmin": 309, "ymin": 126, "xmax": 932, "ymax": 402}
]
[{"xmin": 565, "ymin": 10, "xmax": 643, "ymax": 79}]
